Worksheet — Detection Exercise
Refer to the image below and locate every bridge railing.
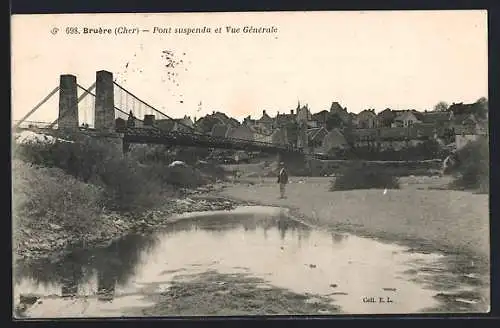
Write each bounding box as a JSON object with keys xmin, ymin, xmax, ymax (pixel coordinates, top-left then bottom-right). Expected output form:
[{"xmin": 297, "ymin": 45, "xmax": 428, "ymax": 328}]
[{"xmin": 12, "ymin": 120, "xmax": 56, "ymax": 130}]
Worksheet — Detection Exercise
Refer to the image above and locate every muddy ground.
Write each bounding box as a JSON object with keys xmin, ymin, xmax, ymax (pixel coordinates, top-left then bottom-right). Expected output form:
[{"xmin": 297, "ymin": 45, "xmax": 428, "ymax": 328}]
[{"xmin": 133, "ymin": 270, "xmax": 341, "ymax": 316}]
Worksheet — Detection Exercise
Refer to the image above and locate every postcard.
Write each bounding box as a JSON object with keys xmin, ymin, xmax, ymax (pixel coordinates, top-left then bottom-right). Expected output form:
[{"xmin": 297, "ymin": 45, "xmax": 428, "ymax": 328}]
[{"xmin": 11, "ymin": 10, "xmax": 489, "ymax": 318}]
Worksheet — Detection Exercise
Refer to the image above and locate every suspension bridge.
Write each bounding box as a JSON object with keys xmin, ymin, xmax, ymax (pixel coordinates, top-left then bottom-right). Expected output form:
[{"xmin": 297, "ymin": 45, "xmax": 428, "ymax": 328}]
[{"xmin": 13, "ymin": 70, "xmax": 327, "ymax": 161}]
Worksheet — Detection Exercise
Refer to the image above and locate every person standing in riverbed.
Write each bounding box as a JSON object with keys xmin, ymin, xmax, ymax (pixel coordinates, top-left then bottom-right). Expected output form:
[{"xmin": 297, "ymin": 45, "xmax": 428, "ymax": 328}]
[{"xmin": 277, "ymin": 162, "xmax": 289, "ymax": 199}]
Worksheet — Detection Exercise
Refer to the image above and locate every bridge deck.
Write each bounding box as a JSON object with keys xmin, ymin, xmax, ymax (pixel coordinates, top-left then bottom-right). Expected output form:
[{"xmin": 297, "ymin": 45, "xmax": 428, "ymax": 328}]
[
  {"xmin": 118, "ymin": 127, "xmax": 300, "ymax": 154},
  {"xmin": 14, "ymin": 126, "xmax": 333, "ymax": 158}
]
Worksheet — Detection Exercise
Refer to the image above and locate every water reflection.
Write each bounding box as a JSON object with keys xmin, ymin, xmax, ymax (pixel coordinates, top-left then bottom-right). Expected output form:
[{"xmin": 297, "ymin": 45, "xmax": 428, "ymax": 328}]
[
  {"xmin": 331, "ymin": 232, "xmax": 347, "ymax": 244},
  {"xmin": 60, "ymin": 256, "xmax": 83, "ymax": 298},
  {"xmin": 14, "ymin": 210, "xmax": 312, "ymax": 302},
  {"xmin": 15, "ymin": 232, "xmax": 160, "ymax": 303},
  {"xmin": 13, "ymin": 206, "xmax": 489, "ymax": 317}
]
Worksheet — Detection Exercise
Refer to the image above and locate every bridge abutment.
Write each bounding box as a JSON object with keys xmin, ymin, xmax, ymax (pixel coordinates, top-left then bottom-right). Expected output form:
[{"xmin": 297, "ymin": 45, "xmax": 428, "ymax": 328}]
[{"xmin": 58, "ymin": 74, "xmax": 79, "ymax": 131}]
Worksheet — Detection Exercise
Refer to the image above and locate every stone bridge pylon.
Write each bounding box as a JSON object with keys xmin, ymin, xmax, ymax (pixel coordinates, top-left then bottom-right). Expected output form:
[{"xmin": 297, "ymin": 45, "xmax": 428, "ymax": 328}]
[{"xmin": 57, "ymin": 70, "xmax": 123, "ymax": 154}]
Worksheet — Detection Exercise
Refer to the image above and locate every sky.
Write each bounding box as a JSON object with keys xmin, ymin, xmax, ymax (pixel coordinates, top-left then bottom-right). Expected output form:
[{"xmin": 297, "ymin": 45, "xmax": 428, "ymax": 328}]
[{"xmin": 11, "ymin": 10, "xmax": 488, "ymax": 124}]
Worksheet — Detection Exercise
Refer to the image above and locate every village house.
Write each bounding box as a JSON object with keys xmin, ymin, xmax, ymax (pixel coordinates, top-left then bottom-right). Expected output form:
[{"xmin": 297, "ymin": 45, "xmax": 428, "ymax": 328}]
[
  {"xmin": 310, "ymin": 110, "xmax": 330, "ymax": 129},
  {"xmin": 377, "ymin": 127, "xmax": 409, "ymax": 151},
  {"xmin": 448, "ymin": 101, "xmax": 487, "ymax": 119},
  {"xmin": 274, "ymin": 110, "xmax": 296, "ymax": 128},
  {"xmin": 226, "ymin": 125, "xmax": 255, "ymax": 141},
  {"xmin": 349, "ymin": 128, "xmax": 378, "ymax": 149},
  {"xmin": 356, "ymin": 109, "xmax": 378, "ymax": 129},
  {"xmin": 376, "ymin": 108, "xmax": 396, "ymax": 128},
  {"xmin": 420, "ymin": 111, "xmax": 453, "ymax": 127},
  {"xmin": 306, "ymin": 127, "xmax": 329, "ymax": 152},
  {"xmin": 392, "ymin": 110, "xmax": 422, "ymax": 128},
  {"xmin": 252, "ymin": 129, "xmax": 273, "ymax": 143},
  {"xmin": 155, "ymin": 115, "xmax": 196, "ymax": 133},
  {"xmin": 451, "ymin": 113, "xmax": 481, "ymax": 133},
  {"xmin": 451, "ymin": 113, "xmax": 487, "ymax": 150},
  {"xmin": 329, "ymin": 102, "xmax": 351, "ymax": 126},
  {"xmin": 254, "ymin": 110, "xmax": 274, "ymax": 134},
  {"xmin": 347, "ymin": 119, "xmax": 444, "ymax": 151},
  {"xmin": 210, "ymin": 123, "xmax": 229, "ymax": 137},
  {"xmin": 195, "ymin": 111, "xmax": 240, "ymax": 134},
  {"xmin": 320, "ymin": 128, "xmax": 350, "ymax": 154}
]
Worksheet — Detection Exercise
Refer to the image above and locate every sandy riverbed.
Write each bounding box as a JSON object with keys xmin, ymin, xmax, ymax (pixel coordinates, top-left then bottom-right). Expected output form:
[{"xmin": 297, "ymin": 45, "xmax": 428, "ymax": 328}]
[{"xmin": 217, "ymin": 176, "xmax": 490, "ymax": 263}]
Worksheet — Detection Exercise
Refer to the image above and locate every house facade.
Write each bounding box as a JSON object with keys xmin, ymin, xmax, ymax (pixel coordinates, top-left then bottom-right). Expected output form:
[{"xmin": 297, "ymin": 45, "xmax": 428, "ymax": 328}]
[
  {"xmin": 307, "ymin": 127, "xmax": 328, "ymax": 152},
  {"xmin": 211, "ymin": 123, "xmax": 230, "ymax": 137},
  {"xmin": 254, "ymin": 110, "xmax": 274, "ymax": 134},
  {"xmin": 311, "ymin": 110, "xmax": 329, "ymax": 129},
  {"xmin": 452, "ymin": 113, "xmax": 488, "ymax": 150},
  {"xmin": 392, "ymin": 111, "xmax": 421, "ymax": 128},
  {"xmin": 226, "ymin": 125, "xmax": 255, "ymax": 141},
  {"xmin": 356, "ymin": 109, "xmax": 378, "ymax": 129},
  {"xmin": 320, "ymin": 128, "xmax": 349, "ymax": 154},
  {"xmin": 274, "ymin": 110, "xmax": 296, "ymax": 128},
  {"xmin": 376, "ymin": 108, "xmax": 396, "ymax": 128}
]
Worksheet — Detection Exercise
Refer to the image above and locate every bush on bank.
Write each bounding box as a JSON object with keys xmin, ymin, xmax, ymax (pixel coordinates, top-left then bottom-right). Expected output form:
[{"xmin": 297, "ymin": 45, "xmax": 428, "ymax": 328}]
[
  {"xmin": 448, "ymin": 138, "xmax": 489, "ymax": 193},
  {"xmin": 330, "ymin": 162, "xmax": 401, "ymax": 191},
  {"xmin": 11, "ymin": 137, "xmax": 207, "ymax": 213}
]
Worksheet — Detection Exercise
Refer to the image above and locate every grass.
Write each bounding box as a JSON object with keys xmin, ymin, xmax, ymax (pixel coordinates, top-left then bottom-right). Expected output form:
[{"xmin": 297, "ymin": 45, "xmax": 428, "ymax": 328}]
[
  {"xmin": 12, "ymin": 159, "xmax": 105, "ymax": 240},
  {"xmin": 330, "ymin": 163, "xmax": 400, "ymax": 191}
]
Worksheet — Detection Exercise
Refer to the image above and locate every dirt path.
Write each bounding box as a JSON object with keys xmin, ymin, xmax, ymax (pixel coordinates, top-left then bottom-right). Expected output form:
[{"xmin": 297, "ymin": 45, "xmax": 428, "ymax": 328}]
[{"xmin": 217, "ymin": 177, "xmax": 490, "ymax": 263}]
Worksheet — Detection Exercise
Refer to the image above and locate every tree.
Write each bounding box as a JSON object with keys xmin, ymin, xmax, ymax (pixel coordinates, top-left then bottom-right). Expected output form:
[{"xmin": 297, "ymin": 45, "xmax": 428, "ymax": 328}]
[{"xmin": 434, "ymin": 101, "xmax": 449, "ymax": 112}]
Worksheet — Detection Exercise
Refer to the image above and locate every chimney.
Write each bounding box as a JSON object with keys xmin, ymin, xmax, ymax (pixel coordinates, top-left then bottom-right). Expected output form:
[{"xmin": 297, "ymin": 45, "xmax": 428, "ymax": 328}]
[
  {"xmin": 263, "ymin": 110, "xmax": 266, "ymax": 116},
  {"xmin": 291, "ymin": 110, "xmax": 294, "ymax": 115}
]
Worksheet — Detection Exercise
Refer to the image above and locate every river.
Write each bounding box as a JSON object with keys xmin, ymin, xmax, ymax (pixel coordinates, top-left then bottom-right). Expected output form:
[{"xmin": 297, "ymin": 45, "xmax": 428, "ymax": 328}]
[{"xmin": 13, "ymin": 206, "xmax": 489, "ymax": 317}]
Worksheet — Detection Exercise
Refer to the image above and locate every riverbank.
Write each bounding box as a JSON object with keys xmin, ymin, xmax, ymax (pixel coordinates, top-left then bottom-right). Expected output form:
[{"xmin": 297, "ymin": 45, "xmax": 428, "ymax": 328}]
[
  {"xmin": 14, "ymin": 186, "xmax": 245, "ymax": 262},
  {"xmin": 12, "ymin": 137, "xmax": 244, "ymax": 263},
  {"xmin": 216, "ymin": 176, "xmax": 490, "ymax": 264}
]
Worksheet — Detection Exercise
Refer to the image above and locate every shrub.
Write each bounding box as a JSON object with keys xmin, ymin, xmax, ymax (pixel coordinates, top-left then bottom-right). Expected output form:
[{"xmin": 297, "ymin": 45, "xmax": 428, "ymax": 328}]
[
  {"xmin": 12, "ymin": 159, "xmax": 104, "ymax": 234},
  {"xmin": 330, "ymin": 163, "xmax": 400, "ymax": 191},
  {"xmin": 128, "ymin": 144, "xmax": 175, "ymax": 165},
  {"xmin": 97, "ymin": 158, "xmax": 171, "ymax": 213},
  {"xmin": 12, "ymin": 138, "xmax": 172, "ymax": 213},
  {"xmin": 143, "ymin": 163, "xmax": 207, "ymax": 189},
  {"xmin": 449, "ymin": 138, "xmax": 489, "ymax": 193}
]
